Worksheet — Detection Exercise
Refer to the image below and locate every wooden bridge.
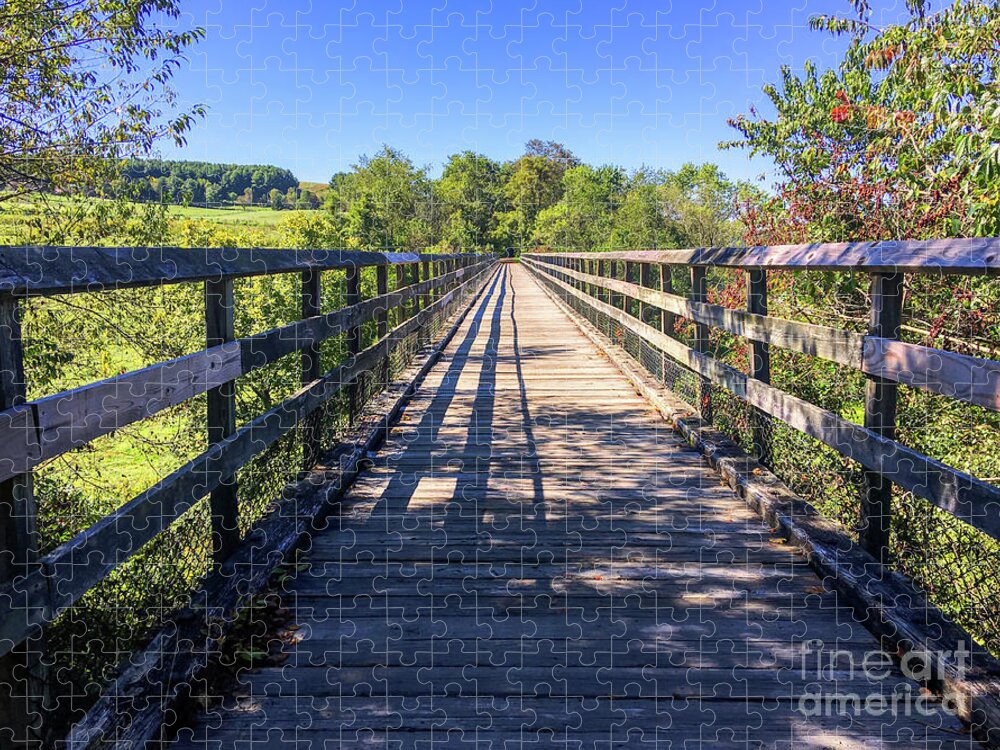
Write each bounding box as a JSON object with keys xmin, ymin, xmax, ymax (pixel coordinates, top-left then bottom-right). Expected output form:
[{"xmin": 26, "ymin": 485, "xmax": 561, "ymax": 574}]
[{"xmin": 0, "ymin": 242, "xmax": 998, "ymax": 748}]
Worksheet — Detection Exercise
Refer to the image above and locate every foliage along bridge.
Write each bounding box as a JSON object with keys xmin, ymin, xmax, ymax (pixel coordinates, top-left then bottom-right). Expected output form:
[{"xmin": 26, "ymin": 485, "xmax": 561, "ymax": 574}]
[{"xmin": 0, "ymin": 241, "xmax": 998, "ymax": 748}]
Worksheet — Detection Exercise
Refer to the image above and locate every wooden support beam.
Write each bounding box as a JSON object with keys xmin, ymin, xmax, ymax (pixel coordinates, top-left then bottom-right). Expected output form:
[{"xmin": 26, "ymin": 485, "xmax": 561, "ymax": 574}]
[
  {"xmin": 301, "ymin": 270, "xmax": 323, "ymax": 469},
  {"xmin": 614, "ymin": 261, "xmax": 626, "ymax": 311},
  {"xmin": 657, "ymin": 264, "xmax": 673, "ymax": 382},
  {"xmin": 627, "ymin": 262, "xmax": 635, "ymax": 314},
  {"xmin": 660, "ymin": 264, "xmax": 675, "ymax": 337},
  {"xmin": 689, "ymin": 266, "xmax": 712, "ymax": 423},
  {"xmin": 419, "ymin": 261, "xmax": 430, "ymax": 311},
  {"xmin": 0, "ymin": 294, "xmax": 51, "ymax": 750},
  {"xmin": 860, "ymin": 272, "xmax": 903, "ymax": 564},
  {"xmin": 638, "ymin": 263, "xmax": 654, "ymax": 327},
  {"xmin": 747, "ymin": 269, "xmax": 772, "ymax": 467},
  {"xmin": 377, "ymin": 265, "xmax": 390, "ymax": 388},
  {"xmin": 524, "ymin": 255, "xmax": 1000, "ymax": 541},
  {"xmin": 205, "ymin": 279, "xmax": 239, "ymax": 563},
  {"xmin": 345, "ymin": 266, "xmax": 362, "ymax": 422},
  {"xmin": 0, "ymin": 259, "xmax": 497, "ymax": 661}
]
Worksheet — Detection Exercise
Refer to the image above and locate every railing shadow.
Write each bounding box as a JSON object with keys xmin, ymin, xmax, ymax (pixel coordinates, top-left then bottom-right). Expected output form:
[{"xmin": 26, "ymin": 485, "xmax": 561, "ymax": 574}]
[{"xmin": 260, "ymin": 263, "xmax": 963, "ymax": 747}]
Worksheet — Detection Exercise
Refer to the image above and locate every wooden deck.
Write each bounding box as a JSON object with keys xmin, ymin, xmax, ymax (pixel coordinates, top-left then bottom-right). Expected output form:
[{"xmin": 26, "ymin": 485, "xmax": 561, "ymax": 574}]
[{"xmin": 173, "ymin": 264, "xmax": 968, "ymax": 749}]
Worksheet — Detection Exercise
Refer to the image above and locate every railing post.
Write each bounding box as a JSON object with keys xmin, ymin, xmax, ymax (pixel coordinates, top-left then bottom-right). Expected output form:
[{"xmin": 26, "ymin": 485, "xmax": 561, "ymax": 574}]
[
  {"xmin": 660, "ymin": 264, "xmax": 675, "ymax": 336},
  {"xmin": 429, "ymin": 260, "xmax": 439, "ymax": 305},
  {"xmin": 394, "ymin": 265, "xmax": 405, "ymax": 327},
  {"xmin": 689, "ymin": 266, "xmax": 712, "ymax": 423},
  {"xmin": 418, "ymin": 260, "xmax": 429, "ymax": 312},
  {"xmin": 600, "ymin": 260, "xmax": 615, "ymax": 305},
  {"xmin": 657, "ymin": 264, "xmax": 675, "ymax": 383},
  {"xmin": 747, "ymin": 269, "xmax": 772, "ymax": 467},
  {"xmin": 411, "ymin": 263, "xmax": 421, "ymax": 311},
  {"xmin": 623, "ymin": 261, "xmax": 634, "ymax": 317},
  {"xmin": 595, "ymin": 259, "xmax": 608, "ymax": 333},
  {"xmin": 639, "ymin": 262, "xmax": 652, "ymax": 326},
  {"xmin": 345, "ymin": 265, "xmax": 362, "ymax": 423},
  {"xmin": 205, "ymin": 279, "xmax": 239, "ymax": 563},
  {"xmin": 376, "ymin": 264, "xmax": 389, "ymax": 388},
  {"xmin": 0, "ymin": 294, "xmax": 52, "ymax": 750},
  {"xmin": 860, "ymin": 271, "xmax": 903, "ymax": 564},
  {"xmin": 301, "ymin": 269, "xmax": 322, "ymax": 469},
  {"xmin": 614, "ymin": 261, "xmax": 626, "ymax": 311}
]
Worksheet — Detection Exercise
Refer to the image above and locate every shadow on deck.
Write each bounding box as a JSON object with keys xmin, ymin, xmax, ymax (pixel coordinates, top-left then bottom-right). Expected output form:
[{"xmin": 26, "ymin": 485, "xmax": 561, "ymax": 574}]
[{"xmin": 171, "ymin": 265, "xmax": 969, "ymax": 749}]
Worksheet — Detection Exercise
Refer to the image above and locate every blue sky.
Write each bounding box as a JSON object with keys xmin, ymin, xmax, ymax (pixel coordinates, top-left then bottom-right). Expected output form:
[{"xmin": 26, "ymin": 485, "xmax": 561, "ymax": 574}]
[{"xmin": 159, "ymin": 0, "xmax": 909, "ymax": 186}]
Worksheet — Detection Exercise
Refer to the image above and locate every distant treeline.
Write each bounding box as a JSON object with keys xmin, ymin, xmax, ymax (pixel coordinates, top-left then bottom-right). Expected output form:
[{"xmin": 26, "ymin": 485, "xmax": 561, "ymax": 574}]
[{"xmin": 121, "ymin": 159, "xmax": 319, "ymax": 208}]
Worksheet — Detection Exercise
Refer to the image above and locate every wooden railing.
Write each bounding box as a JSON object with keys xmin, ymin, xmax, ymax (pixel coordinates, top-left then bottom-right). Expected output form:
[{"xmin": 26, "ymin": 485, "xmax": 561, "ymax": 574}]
[
  {"xmin": 523, "ymin": 240, "xmax": 1000, "ymax": 560},
  {"xmin": 0, "ymin": 247, "xmax": 495, "ymax": 744},
  {"xmin": 524, "ymin": 242, "xmax": 1000, "ymax": 745}
]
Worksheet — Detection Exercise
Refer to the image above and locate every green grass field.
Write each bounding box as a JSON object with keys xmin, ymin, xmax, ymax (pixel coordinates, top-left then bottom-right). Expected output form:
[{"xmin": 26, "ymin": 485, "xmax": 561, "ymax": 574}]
[
  {"xmin": 167, "ymin": 204, "xmax": 313, "ymax": 225},
  {"xmin": 0, "ymin": 195, "xmax": 324, "ymax": 244}
]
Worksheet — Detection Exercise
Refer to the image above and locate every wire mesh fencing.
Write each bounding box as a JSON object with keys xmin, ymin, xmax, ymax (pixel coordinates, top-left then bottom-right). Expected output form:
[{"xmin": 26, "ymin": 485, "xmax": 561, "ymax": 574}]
[{"xmin": 527, "ymin": 257, "xmax": 1000, "ymax": 658}]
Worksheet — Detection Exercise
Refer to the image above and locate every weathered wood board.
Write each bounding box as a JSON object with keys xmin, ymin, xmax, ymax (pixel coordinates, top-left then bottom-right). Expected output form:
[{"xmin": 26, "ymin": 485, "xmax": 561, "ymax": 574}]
[{"xmin": 173, "ymin": 265, "xmax": 971, "ymax": 749}]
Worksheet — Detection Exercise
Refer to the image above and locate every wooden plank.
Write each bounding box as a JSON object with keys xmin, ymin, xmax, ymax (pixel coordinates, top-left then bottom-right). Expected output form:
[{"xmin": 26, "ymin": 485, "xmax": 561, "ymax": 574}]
[
  {"xmin": 860, "ymin": 272, "xmax": 903, "ymax": 562},
  {"xmin": 535, "ymin": 258, "xmax": 864, "ymax": 367},
  {"xmin": 524, "ymin": 237, "xmax": 1000, "ymax": 274},
  {"xmin": 301, "ymin": 269, "xmax": 323, "ymax": 469},
  {"xmin": 164, "ymin": 696, "xmax": 967, "ymax": 742},
  {"xmin": 205, "ymin": 278, "xmax": 240, "ymax": 563},
  {"xmin": 747, "ymin": 269, "xmax": 772, "ymax": 466},
  {"xmin": 232, "ymin": 664, "xmax": 914, "ymax": 699},
  {"xmin": 64, "ymin": 260, "xmax": 498, "ymax": 750},
  {"xmin": 0, "ymin": 261, "xmax": 490, "ymax": 484},
  {"xmin": 524, "ymin": 257, "xmax": 1000, "ymax": 541},
  {"xmin": 0, "ymin": 248, "xmax": 481, "ymax": 296},
  {"xmin": 0, "ymin": 294, "xmax": 50, "ymax": 748},
  {"xmin": 864, "ymin": 337, "xmax": 1000, "ymax": 411},
  {"xmin": 0, "ymin": 262, "xmax": 497, "ymax": 656}
]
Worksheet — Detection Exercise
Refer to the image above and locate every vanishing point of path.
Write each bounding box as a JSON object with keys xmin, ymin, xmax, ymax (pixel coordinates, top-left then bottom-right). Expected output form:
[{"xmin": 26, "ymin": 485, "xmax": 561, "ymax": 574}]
[{"xmin": 174, "ymin": 264, "xmax": 968, "ymax": 749}]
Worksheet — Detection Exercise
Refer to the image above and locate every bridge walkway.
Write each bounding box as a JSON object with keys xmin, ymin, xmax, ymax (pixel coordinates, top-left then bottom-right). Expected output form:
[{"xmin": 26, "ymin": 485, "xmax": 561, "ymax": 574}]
[{"xmin": 172, "ymin": 263, "xmax": 966, "ymax": 749}]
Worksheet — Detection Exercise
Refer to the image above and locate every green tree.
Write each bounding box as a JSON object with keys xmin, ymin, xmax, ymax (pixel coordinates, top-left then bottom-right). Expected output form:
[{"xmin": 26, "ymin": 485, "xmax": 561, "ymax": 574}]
[
  {"xmin": 435, "ymin": 151, "xmax": 502, "ymax": 250},
  {"xmin": 533, "ymin": 165, "xmax": 625, "ymax": 250},
  {"xmin": 491, "ymin": 142, "xmax": 579, "ymax": 253},
  {"xmin": 0, "ymin": 0, "xmax": 204, "ymax": 201},
  {"xmin": 281, "ymin": 211, "xmax": 342, "ymax": 249},
  {"xmin": 724, "ymin": 0, "xmax": 1000, "ymax": 241},
  {"xmin": 296, "ymin": 190, "xmax": 319, "ymax": 210},
  {"xmin": 494, "ymin": 156, "xmax": 564, "ymax": 252},
  {"xmin": 331, "ymin": 146, "xmax": 432, "ymax": 250},
  {"xmin": 204, "ymin": 183, "xmax": 222, "ymax": 206},
  {"xmin": 660, "ymin": 163, "xmax": 743, "ymax": 247},
  {"xmin": 608, "ymin": 171, "xmax": 674, "ymax": 250}
]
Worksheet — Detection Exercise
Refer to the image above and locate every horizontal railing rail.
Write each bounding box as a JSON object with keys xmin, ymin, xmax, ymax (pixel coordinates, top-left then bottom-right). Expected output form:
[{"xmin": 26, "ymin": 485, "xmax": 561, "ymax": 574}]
[
  {"xmin": 543, "ymin": 237, "xmax": 1000, "ymax": 274},
  {"xmin": 0, "ymin": 249, "xmax": 495, "ymax": 663},
  {"xmin": 0, "ymin": 247, "xmax": 478, "ymax": 295},
  {"xmin": 522, "ymin": 243, "xmax": 1000, "ymax": 559}
]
